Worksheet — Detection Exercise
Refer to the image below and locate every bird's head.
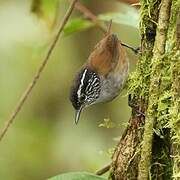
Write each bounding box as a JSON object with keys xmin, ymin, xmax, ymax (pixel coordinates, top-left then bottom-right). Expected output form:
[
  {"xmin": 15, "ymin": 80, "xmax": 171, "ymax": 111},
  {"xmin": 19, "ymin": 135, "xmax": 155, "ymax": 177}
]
[{"xmin": 70, "ymin": 68, "xmax": 101, "ymax": 124}]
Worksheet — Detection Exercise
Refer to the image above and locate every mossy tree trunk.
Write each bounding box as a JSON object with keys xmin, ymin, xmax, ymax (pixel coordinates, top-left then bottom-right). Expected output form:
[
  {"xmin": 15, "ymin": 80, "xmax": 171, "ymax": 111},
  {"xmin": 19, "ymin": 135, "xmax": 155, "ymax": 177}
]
[{"xmin": 109, "ymin": 0, "xmax": 180, "ymax": 179}]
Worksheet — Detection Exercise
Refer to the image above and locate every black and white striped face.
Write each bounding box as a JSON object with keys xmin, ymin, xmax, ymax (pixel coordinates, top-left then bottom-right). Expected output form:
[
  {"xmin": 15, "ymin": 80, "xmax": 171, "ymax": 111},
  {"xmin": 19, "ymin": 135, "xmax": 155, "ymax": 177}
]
[{"xmin": 70, "ymin": 68, "xmax": 101, "ymax": 111}]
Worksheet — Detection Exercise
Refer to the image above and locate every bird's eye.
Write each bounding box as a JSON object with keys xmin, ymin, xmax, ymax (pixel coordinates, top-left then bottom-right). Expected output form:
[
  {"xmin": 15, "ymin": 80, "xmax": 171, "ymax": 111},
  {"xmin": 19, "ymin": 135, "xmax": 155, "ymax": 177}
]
[{"xmin": 80, "ymin": 94, "xmax": 86, "ymax": 102}]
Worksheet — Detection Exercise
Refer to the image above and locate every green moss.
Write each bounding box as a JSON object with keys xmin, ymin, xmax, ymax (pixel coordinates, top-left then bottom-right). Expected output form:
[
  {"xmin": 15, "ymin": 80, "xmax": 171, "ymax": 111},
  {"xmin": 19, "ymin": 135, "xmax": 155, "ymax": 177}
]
[
  {"xmin": 127, "ymin": 0, "xmax": 160, "ymax": 99},
  {"xmin": 111, "ymin": 0, "xmax": 179, "ymax": 178},
  {"xmin": 128, "ymin": 0, "xmax": 179, "ymax": 178},
  {"xmin": 167, "ymin": 0, "xmax": 180, "ymax": 48},
  {"xmin": 169, "ymin": 49, "xmax": 180, "ymax": 179}
]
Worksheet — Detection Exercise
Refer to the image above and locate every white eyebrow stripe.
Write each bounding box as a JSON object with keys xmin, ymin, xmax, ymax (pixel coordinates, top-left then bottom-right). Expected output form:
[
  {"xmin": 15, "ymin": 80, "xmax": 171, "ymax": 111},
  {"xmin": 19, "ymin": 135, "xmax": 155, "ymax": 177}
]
[{"xmin": 77, "ymin": 69, "xmax": 87, "ymax": 99}]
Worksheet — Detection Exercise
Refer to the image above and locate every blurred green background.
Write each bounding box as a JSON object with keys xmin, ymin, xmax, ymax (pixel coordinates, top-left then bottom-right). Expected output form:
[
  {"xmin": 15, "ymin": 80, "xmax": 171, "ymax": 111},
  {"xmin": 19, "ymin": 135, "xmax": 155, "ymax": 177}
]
[{"xmin": 0, "ymin": 0, "xmax": 139, "ymax": 179}]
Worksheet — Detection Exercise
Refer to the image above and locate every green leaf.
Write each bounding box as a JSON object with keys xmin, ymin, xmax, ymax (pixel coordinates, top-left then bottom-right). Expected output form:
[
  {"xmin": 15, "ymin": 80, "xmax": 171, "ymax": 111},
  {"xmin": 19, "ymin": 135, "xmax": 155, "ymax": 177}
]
[
  {"xmin": 63, "ymin": 18, "xmax": 94, "ymax": 36},
  {"xmin": 98, "ymin": 7, "xmax": 139, "ymax": 29},
  {"xmin": 48, "ymin": 172, "xmax": 107, "ymax": 180}
]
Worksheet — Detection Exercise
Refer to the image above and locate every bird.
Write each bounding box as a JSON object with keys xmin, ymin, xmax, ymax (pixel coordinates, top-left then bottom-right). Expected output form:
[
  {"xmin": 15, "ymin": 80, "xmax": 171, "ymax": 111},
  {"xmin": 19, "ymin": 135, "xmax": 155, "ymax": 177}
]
[{"xmin": 69, "ymin": 26, "xmax": 130, "ymax": 124}]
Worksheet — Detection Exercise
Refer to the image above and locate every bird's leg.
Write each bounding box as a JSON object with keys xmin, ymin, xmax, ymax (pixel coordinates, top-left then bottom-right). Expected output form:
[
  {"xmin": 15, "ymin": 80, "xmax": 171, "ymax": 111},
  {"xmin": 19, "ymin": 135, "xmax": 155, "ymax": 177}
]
[
  {"xmin": 128, "ymin": 94, "xmax": 145, "ymax": 117},
  {"xmin": 121, "ymin": 43, "xmax": 141, "ymax": 55}
]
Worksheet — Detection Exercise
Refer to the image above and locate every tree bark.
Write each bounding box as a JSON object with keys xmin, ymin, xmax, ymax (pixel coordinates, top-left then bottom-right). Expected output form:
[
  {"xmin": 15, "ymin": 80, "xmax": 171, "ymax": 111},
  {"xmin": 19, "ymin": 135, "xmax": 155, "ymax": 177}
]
[{"xmin": 109, "ymin": 0, "xmax": 180, "ymax": 179}]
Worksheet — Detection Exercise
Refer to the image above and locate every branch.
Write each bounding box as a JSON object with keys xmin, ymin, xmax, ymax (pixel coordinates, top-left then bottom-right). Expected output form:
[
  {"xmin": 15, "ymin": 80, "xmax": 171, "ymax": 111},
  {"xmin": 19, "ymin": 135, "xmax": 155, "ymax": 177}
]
[
  {"xmin": 138, "ymin": 0, "xmax": 172, "ymax": 179},
  {"xmin": 95, "ymin": 163, "xmax": 111, "ymax": 176},
  {"xmin": 0, "ymin": 0, "xmax": 78, "ymax": 142},
  {"xmin": 74, "ymin": 1, "xmax": 107, "ymax": 33}
]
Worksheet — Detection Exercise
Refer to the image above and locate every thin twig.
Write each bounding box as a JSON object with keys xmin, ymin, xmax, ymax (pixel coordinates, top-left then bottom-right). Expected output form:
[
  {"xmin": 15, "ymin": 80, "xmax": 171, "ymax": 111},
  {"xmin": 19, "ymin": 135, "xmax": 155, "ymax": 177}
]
[
  {"xmin": 75, "ymin": 2, "xmax": 97, "ymax": 23},
  {"xmin": 115, "ymin": 0, "xmax": 139, "ymax": 4},
  {"xmin": 95, "ymin": 163, "xmax": 111, "ymax": 176},
  {"xmin": 74, "ymin": 1, "xmax": 107, "ymax": 33},
  {"xmin": 0, "ymin": 0, "xmax": 78, "ymax": 142},
  {"xmin": 107, "ymin": 19, "xmax": 113, "ymax": 34},
  {"xmin": 131, "ymin": 2, "xmax": 141, "ymax": 7}
]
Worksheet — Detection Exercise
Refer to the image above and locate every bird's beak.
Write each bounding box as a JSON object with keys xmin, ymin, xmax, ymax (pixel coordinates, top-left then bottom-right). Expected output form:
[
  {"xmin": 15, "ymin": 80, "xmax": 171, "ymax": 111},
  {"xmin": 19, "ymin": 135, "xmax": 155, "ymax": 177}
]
[{"xmin": 75, "ymin": 106, "xmax": 83, "ymax": 125}]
